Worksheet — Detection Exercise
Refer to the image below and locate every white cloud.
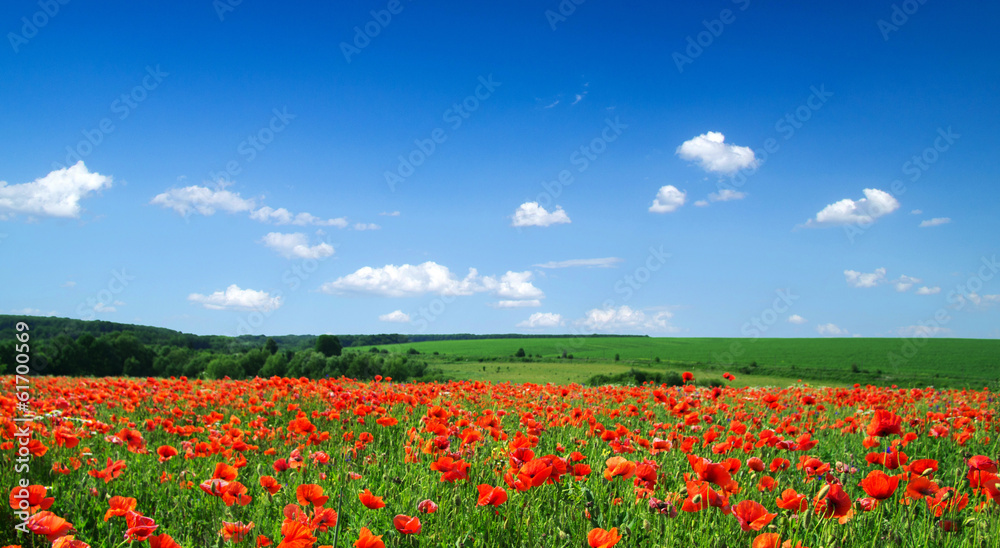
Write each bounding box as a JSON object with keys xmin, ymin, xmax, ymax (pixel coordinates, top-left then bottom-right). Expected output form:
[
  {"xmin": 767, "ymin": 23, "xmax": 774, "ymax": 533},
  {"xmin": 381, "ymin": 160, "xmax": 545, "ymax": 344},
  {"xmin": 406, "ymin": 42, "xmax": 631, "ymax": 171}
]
[
  {"xmin": 844, "ymin": 267, "xmax": 887, "ymax": 288},
  {"xmin": 491, "ymin": 271, "xmax": 545, "ymax": 300},
  {"xmin": 533, "ymin": 257, "xmax": 623, "ymax": 269},
  {"xmin": 378, "ymin": 310, "xmax": 411, "ymax": 323},
  {"xmin": 708, "ymin": 189, "xmax": 746, "ymax": 202},
  {"xmin": 577, "ymin": 306, "xmax": 678, "ymax": 333},
  {"xmin": 250, "ymin": 206, "xmax": 349, "ymax": 228},
  {"xmin": 915, "ymin": 286, "xmax": 940, "ymax": 295},
  {"xmin": 152, "ymin": 183, "xmax": 351, "ymax": 228},
  {"xmin": 319, "ymin": 262, "xmax": 544, "ymax": 300},
  {"xmin": 649, "ymin": 185, "xmax": 686, "ymax": 213},
  {"xmin": 379, "ymin": 211, "xmax": 400, "ymax": 217},
  {"xmin": 803, "ymin": 188, "xmax": 899, "ymax": 227},
  {"xmin": 61, "ymin": 281, "xmax": 77, "ymax": 288},
  {"xmin": 490, "ymin": 299, "xmax": 542, "ymax": 308},
  {"xmin": 816, "ymin": 323, "xmax": 849, "ymax": 336},
  {"xmin": 188, "ymin": 284, "xmax": 283, "ymax": 312},
  {"xmin": 787, "ymin": 314, "xmax": 807, "ymax": 325},
  {"xmin": 893, "ymin": 275, "xmax": 921, "ymax": 292},
  {"xmin": 0, "ymin": 162, "xmax": 112, "ymax": 219},
  {"xmin": 353, "ymin": 222, "xmax": 380, "ymax": 231},
  {"xmin": 260, "ymin": 232, "xmax": 335, "ymax": 259},
  {"xmin": 511, "ymin": 202, "xmax": 571, "ymax": 227},
  {"xmin": 517, "ymin": 312, "xmax": 564, "ymax": 328},
  {"xmin": 676, "ymin": 131, "xmax": 757, "ymax": 174},
  {"xmin": 919, "ymin": 217, "xmax": 951, "ymax": 228},
  {"xmin": 694, "ymin": 200, "xmax": 710, "ymax": 207},
  {"xmin": 955, "ymin": 293, "xmax": 1000, "ymax": 309},
  {"xmin": 151, "ymin": 184, "xmax": 254, "ymax": 216},
  {"xmin": 910, "ymin": 209, "xmax": 923, "ymax": 215},
  {"xmin": 895, "ymin": 325, "xmax": 951, "ymax": 338}
]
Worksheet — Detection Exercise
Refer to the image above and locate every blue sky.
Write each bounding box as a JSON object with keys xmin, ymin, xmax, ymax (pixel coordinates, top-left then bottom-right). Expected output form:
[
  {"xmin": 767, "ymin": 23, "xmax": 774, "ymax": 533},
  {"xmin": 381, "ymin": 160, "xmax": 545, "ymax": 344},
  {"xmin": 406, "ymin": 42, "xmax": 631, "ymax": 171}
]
[{"xmin": 1, "ymin": 0, "xmax": 998, "ymax": 338}]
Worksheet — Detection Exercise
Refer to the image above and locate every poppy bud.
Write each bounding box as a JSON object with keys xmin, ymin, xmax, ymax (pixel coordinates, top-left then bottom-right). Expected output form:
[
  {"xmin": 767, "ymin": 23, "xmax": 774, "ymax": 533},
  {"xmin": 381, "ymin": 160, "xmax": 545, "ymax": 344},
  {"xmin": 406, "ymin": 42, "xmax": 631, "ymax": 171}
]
[
  {"xmin": 691, "ymin": 494, "xmax": 703, "ymax": 505},
  {"xmin": 816, "ymin": 484, "xmax": 831, "ymax": 500}
]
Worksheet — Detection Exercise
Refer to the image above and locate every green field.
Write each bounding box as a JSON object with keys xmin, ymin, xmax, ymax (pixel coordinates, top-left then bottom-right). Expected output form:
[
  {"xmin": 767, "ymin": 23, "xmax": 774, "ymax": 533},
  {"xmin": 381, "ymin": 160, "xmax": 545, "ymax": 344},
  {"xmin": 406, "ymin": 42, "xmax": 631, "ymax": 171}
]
[{"xmin": 359, "ymin": 336, "xmax": 1000, "ymax": 388}]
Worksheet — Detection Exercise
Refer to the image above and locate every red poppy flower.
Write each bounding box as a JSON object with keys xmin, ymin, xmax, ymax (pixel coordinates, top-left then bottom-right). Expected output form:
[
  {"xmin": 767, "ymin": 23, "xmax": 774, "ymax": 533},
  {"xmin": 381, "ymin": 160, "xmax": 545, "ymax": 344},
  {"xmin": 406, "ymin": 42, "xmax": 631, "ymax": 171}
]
[
  {"xmin": 295, "ymin": 484, "xmax": 328, "ymax": 507},
  {"xmin": 859, "ymin": 470, "xmax": 900, "ymax": 500},
  {"xmin": 358, "ymin": 489, "xmax": 385, "ymax": 509},
  {"xmin": 354, "ymin": 527, "xmax": 385, "ymax": 548},
  {"xmin": 731, "ymin": 500, "xmax": 777, "ymax": 531},
  {"xmin": 393, "ymin": 514, "xmax": 421, "ymax": 535},
  {"xmin": 220, "ymin": 521, "xmax": 255, "ymax": 542},
  {"xmin": 260, "ymin": 476, "xmax": 282, "ymax": 495},
  {"xmin": 866, "ymin": 409, "xmax": 903, "ymax": 437},
  {"xmin": 588, "ymin": 527, "xmax": 622, "ymax": 548},
  {"xmin": 124, "ymin": 510, "xmax": 158, "ymax": 542},
  {"xmin": 476, "ymin": 484, "xmax": 508, "ymax": 507},
  {"xmin": 8, "ymin": 485, "xmax": 54, "ymax": 515},
  {"xmin": 103, "ymin": 496, "xmax": 138, "ymax": 521},
  {"xmin": 775, "ymin": 488, "xmax": 808, "ymax": 513},
  {"xmin": 417, "ymin": 499, "xmax": 438, "ymax": 513}
]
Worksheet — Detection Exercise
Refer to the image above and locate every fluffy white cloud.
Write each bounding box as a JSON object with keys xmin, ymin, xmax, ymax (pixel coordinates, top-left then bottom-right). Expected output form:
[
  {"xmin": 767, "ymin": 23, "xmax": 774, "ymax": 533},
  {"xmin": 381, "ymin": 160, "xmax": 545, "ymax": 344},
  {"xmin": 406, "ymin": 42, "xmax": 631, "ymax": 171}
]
[
  {"xmin": 708, "ymin": 189, "xmax": 746, "ymax": 202},
  {"xmin": 787, "ymin": 314, "xmax": 808, "ymax": 325},
  {"xmin": 676, "ymin": 131, "xmax": 757, "ymax": 174},
  {"xmin": 910, "ymin": 209, "xmax": 923, "ymax": 215},
  {"xmin": 260, "ymin": 232, "xmax": 335, "ymax": 259},
  {"xmin": 490, "ymin": 299, "xmax": 542, "ymax": 308},
  {"xmin": 844, "ymin": 267, "xmax": 887, "ymax": 288},
  {"xmin": 577, "ymin": 306, "xmax": 677, "ymax": 333},
  {"xmin": 649, "ymin": 185, "xmax": 686, "ymax": 213},
  {"xmin": 894, "ymin": 275, "xmax": 921, "ymax": 292},
  {"xmin": 320, "ymin": 262, "xmax": 544, "ymax": 300},
  {"xmin": 517, "ymin": 312, "xmax": 564, "ymax": 328},
  {"xmin": 151, "ymin": 184, "xmax": 254, "ymax": 216},
  {"xmin": 919, "ymin": 217, "xmax": 951, "ymax": 228},
  {"xmin": 378, "ymin": 310, "xmax": 411, "ymax": 323},
  {"xmin": 0, "ymin": 162, "xmax": 112, "ymax": 219},
  {"xmin": 491, "ymin": 271, "xmax": 545, "ymax": 300},
  {"xmin": 694, "ymin": 200, "xmax": 710, "ymax": 207},
  {"xmin": 511, "ymin": 202, "xmax": 571, "ymax": 227},
  {"xmin": 816, "ymin": 323, "xmax": 849, "ymax": 336},
  {"xmin": 803, "ymin": 188, "xmax": 899, "ymax": 227},
  {"xmin": 895, "ymin": 325, "xmax": 951, "ymax": 337},
  {"xmin": 353, "ymin": 222, "xmax": 380, "ymax": 231},
  {"xmin": 380, "ymin": 211, "xmax": 400, "ymax": 216},
  {"xmin": 915, "ymin": 286, "xmax": 941, "ymax": 295},
  {"xmin": 188, "ymin": 284, "xmax": 282, "ymax": 312},
  {"xmin": 533, "ymin": 257, "xmax": 623, "ymax": 269}
]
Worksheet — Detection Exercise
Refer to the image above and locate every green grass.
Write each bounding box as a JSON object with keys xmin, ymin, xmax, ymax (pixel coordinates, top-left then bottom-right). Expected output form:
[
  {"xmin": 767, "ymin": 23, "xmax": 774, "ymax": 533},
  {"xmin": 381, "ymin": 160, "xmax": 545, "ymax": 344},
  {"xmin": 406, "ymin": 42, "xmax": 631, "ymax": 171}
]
[{"xmin": 358, "ymin": 336, "xmax": 1000, "ymax": 388}]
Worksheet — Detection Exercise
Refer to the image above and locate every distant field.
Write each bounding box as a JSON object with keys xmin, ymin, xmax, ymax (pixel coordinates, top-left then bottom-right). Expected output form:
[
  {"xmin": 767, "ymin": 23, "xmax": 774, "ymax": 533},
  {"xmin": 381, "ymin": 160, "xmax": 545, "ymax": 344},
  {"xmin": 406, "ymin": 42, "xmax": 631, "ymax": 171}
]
[{"xmin": 359, "ymin": 336, "xmax": 1000, "ymax": 388}]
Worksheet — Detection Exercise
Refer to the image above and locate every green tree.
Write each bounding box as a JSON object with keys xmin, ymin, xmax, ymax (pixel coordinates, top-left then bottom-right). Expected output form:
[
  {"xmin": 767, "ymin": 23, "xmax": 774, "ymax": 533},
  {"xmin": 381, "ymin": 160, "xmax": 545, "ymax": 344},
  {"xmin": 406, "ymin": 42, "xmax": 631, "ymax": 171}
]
[
  {"xmin": 515, "ymin": 348, "xmax": 526, "ymax": 358},
  {"xmin": 206, "ymin": 355, "xmax": 244, "ymax": 379},
  {"xmin": 259, "ymin": 352, "xmax": 288, "ymax": 377},
  {"xmin": 315, "ymin": 335, "xmax": 342, "ymax": 357},
  {"xmin": 265, "ymin": 337, "xmax": 279, "ymax": 355}
]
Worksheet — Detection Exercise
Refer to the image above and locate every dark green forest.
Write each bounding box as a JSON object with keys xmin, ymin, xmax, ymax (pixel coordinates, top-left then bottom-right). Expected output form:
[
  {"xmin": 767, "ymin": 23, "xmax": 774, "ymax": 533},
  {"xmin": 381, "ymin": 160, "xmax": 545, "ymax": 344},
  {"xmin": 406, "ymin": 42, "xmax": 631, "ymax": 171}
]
[{"xmin": 0, "ymin": 315, "xmax": 438, "ymax": 381}]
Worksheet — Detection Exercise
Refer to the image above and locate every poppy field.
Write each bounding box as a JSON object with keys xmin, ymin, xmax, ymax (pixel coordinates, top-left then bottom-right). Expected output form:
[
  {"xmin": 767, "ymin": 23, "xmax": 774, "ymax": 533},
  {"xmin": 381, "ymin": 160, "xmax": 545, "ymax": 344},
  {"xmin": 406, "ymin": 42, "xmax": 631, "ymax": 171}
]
[{"xmin": 2, "ymin": 374, "xmax": 999, "ymax": 548}]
